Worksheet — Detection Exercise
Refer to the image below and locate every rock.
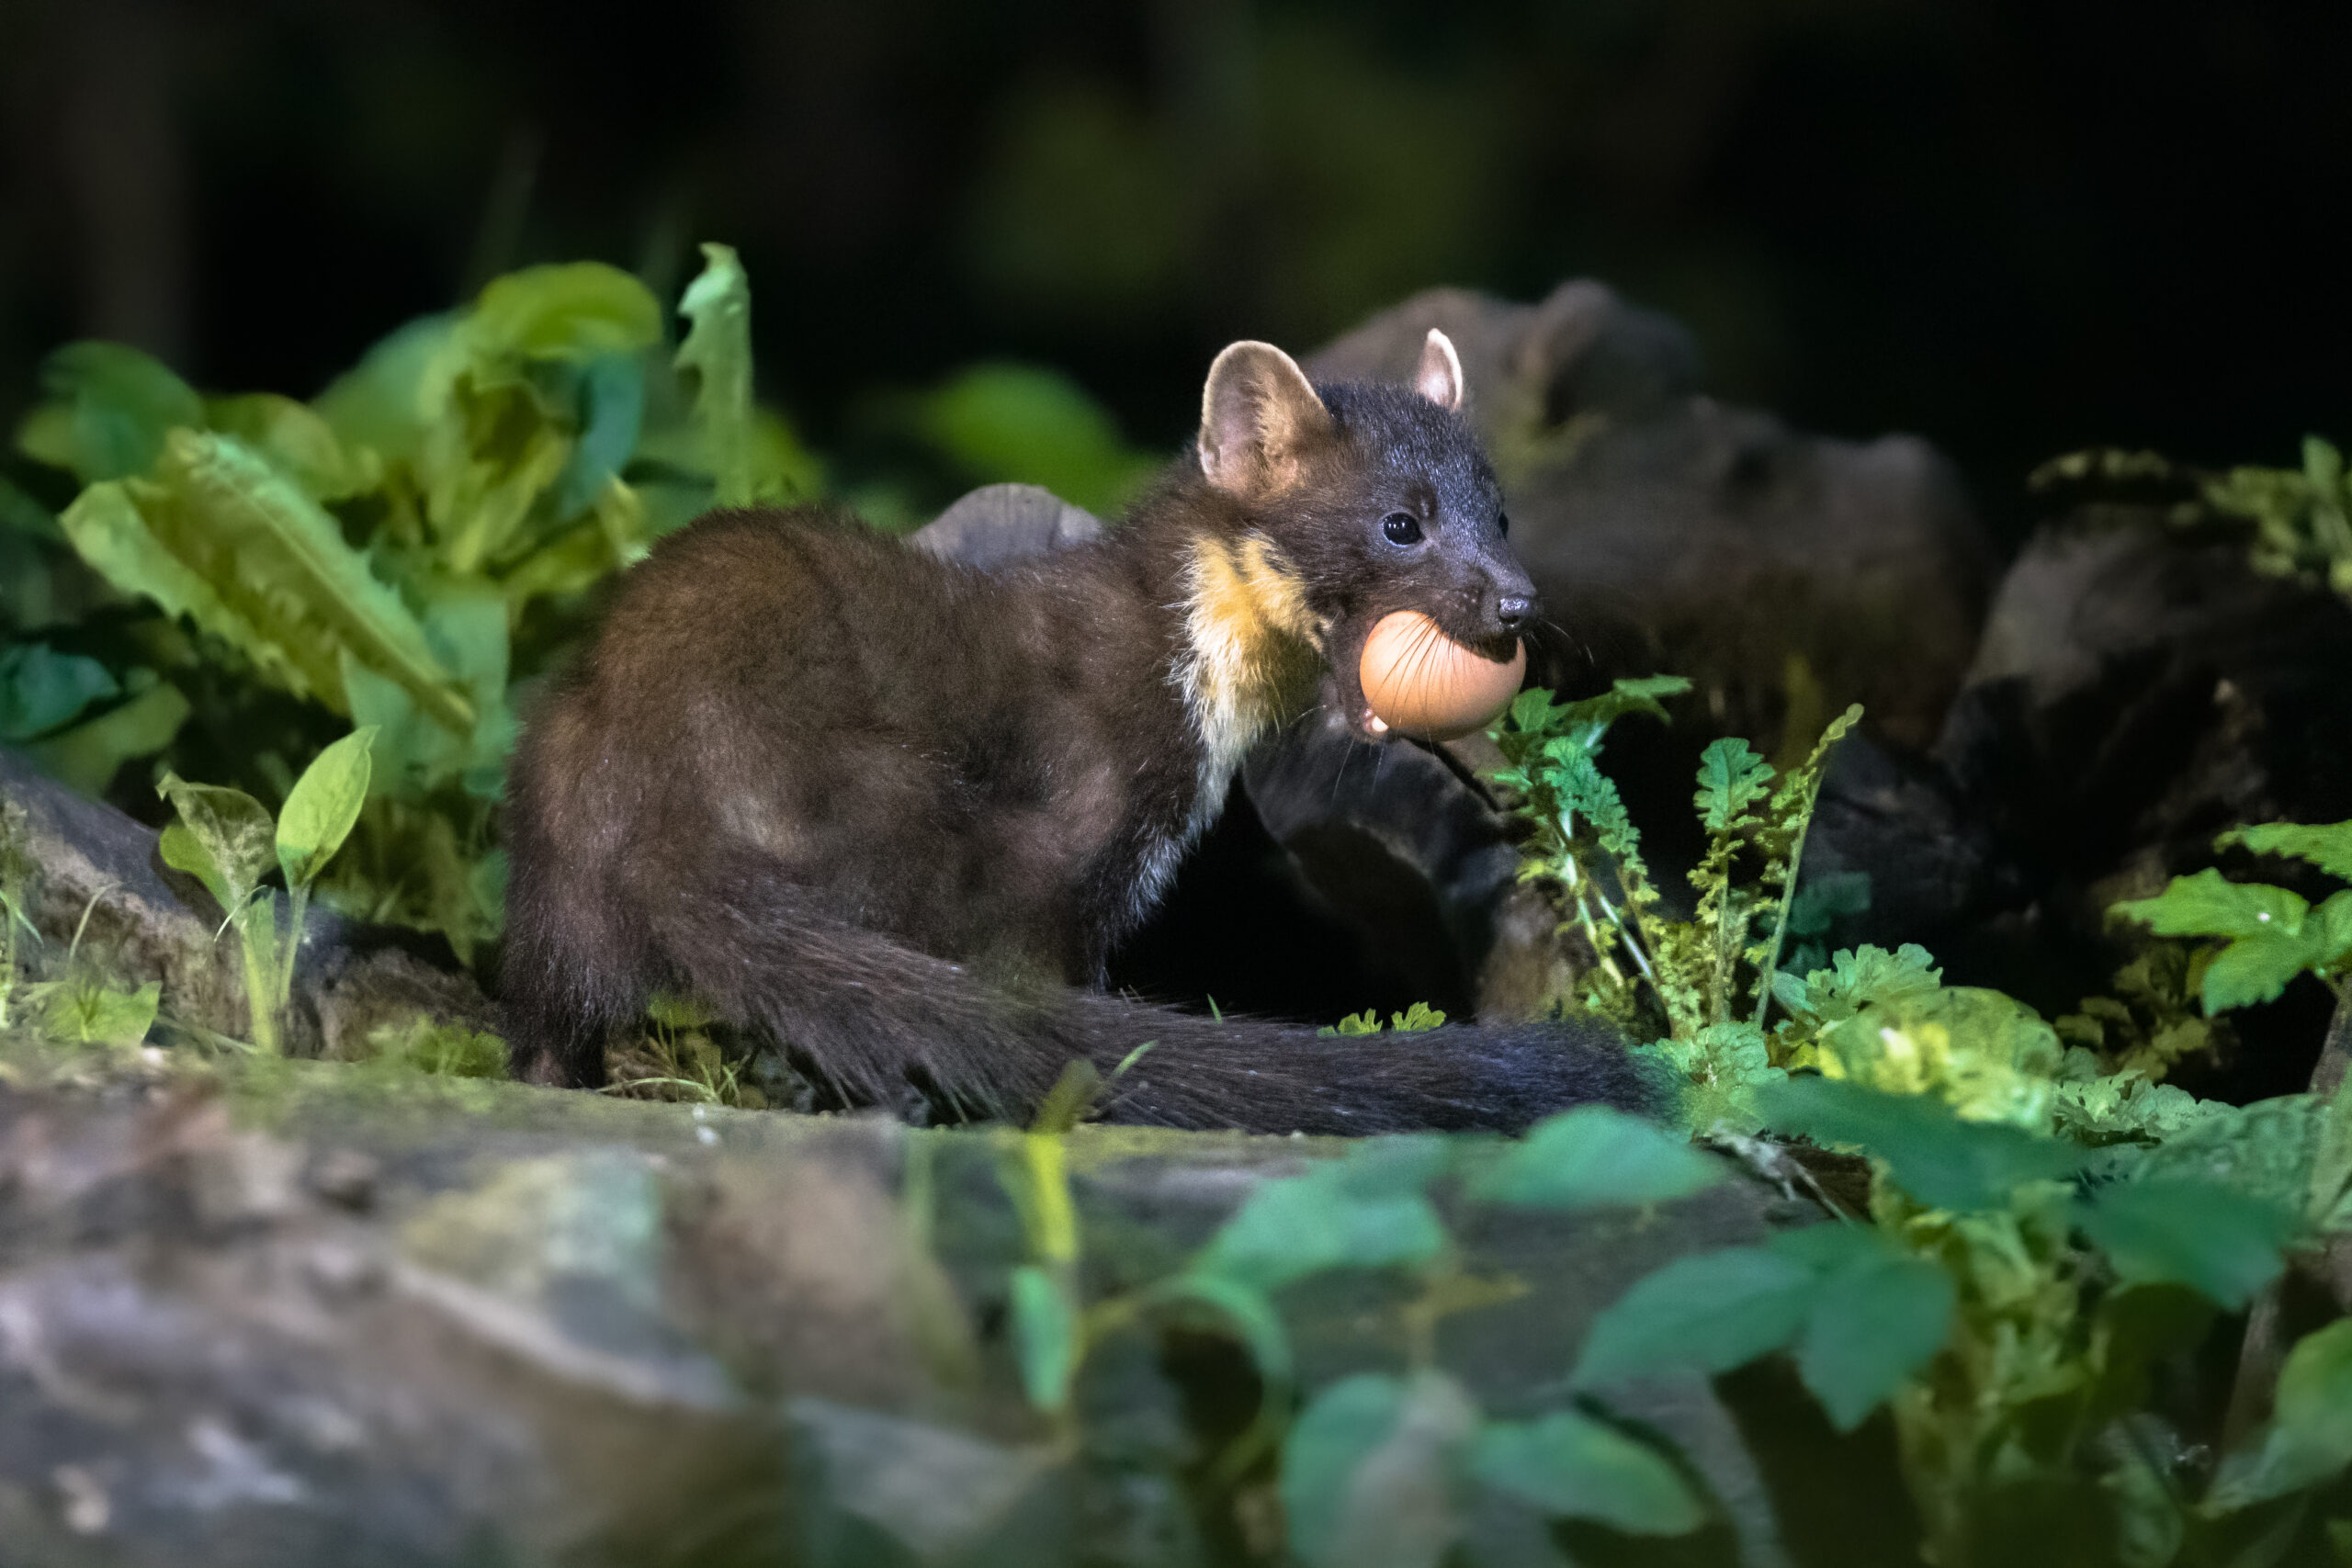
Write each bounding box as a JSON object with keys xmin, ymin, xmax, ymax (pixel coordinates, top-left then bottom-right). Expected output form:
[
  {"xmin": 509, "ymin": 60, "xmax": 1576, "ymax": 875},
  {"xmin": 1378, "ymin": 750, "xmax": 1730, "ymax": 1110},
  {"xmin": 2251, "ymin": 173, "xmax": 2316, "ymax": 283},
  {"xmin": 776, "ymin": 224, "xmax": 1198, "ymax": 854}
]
[
  {"xmin": 2, "ymin": 747, "xmax": 496, "ymax": 1058},
  {"xmin": 0, "ymin": 1041, "xmax": 1856, "ymax": 1566}
]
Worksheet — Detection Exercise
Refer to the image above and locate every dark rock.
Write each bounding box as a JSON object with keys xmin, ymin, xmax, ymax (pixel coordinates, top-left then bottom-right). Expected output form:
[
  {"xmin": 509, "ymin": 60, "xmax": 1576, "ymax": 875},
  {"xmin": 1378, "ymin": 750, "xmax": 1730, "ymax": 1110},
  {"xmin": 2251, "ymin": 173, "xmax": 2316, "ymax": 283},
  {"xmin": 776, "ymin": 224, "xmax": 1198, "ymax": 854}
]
[{"xmin": 910, "ymin": 483, "xmax": 1102, "ymax": 570}]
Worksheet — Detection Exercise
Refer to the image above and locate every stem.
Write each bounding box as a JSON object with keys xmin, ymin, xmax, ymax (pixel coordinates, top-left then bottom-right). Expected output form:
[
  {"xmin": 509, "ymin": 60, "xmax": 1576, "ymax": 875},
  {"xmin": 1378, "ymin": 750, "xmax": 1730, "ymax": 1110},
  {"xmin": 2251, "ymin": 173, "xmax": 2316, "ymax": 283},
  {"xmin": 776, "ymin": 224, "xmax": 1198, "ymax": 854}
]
[
  {"xmin": 1752, "ymin": 816, "xmax": 1821, "ymax": 1032},
  {"xmin": 236, "ymin": 897, "xmax": 281, "ymax": 1055}
]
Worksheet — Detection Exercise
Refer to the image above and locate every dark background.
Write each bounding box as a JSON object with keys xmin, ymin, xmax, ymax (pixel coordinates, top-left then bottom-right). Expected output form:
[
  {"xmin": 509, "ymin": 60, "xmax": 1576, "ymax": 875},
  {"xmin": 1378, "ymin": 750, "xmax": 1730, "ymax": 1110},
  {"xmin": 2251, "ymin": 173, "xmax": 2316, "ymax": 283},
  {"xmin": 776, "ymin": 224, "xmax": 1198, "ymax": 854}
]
[{"xmin": 3, "ymin": 0, "xmax": 2347, "ymax": 540}]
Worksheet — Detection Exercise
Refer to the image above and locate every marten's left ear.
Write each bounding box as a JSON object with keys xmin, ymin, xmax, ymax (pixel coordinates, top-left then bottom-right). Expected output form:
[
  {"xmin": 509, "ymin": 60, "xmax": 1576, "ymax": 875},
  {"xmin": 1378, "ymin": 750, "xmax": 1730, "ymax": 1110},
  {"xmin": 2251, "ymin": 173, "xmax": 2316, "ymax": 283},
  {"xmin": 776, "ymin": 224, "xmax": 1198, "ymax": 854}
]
[
  {"xmin": 1415, "ymin": 328, "xmax": 1464, "ymax": 412},
  {"xmin": 1199, "ymin": 342, "xmax": 1332, "ymax": 498}
]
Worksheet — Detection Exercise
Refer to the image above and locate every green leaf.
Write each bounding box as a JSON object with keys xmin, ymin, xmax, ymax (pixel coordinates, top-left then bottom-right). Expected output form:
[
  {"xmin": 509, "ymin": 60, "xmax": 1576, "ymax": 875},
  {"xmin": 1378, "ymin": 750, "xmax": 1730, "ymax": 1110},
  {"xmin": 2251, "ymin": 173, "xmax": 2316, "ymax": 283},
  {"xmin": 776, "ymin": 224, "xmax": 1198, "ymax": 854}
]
[
  {"xmin": 2072, "ymin": 1179, "xmax": 2299, "ymax": 1307},
  {"xmin": 59, "ymin": 433, "xmax": 469, "ymax": 733},
  {"xmin": 1758, "ymin": 1077, "xmax": 2081, "ymax": 1211},
  {"xmin": 1694, "ymin": 738, "xmax": 1774, "ymax": 833},
  {"xmin": 0, "ymin": 643, "xmax": 120, "ymax": 742},
  {"xmin": 1390, "ymin": 1001, "xmax": 1448, "ymax": 1032},
  {"xmin": 31, "ymin": 975, "xmax": 160, "ymax": 1048},
  {"xmin": 1468, "ymin": 1411, "xmax": 1704, "ymax": 1535},
  {"xmin": 2209, "ymin": 1317, "xmax": 2352, "ymax": 1508},
  {"xmin": 1813, "ymin": 986, "xmax": 2064, "ymax": 1128},
  {"xmin": 2219, "ymin": 820, "xmax": 2352, "ymax": 882},
  {"xmin": 1787, "ymin": 1241, "xmax": 1956, "ymax": 1431},
  {"xmin": 1282, "ymin": 1371, "xmax": 1477, "ymax": 1568},
  {"xmin": 156, "ymin": 772, "xmax": 277, "ymax": 910},
  {"xmin": 15, "ymin": 341, "xmax": 203, "ymax": 482},
  {"xmin": 1322, "ymin": 1009, "xmax": 1385, "ymax": 1037},
  {"xmin": 1008, "ymin": 1264, "xmax": 1079, "ymax": 1415},
  {"xmin": 1148, "ymin": 1272, "xmax": 1293, "ymax": 1390},
  {"xmin": 276, "ymin": 727, "xmax": 377, "ymax": 892},
  {"xmin": 1192, "ymin": 1137, "xmax": 1450, "ymax": 1292},
  {"xmin": 1779, "ymin": 942, "xmax": 1943, "ymax": 1026},
  {"xmin": 311, "ymin": 313, "xmax": 455, "ymax": 468},
  {"xmin": 2199, "ymin": 927, "xmax": 2335, "ymax": 1012},
  {"xmin": 1574, "ymin": 1247, "xmax": 1817, "ymax": 1387},
  {"xmin": 1469, "ymin": 1106, "xmax": 1724, "ymax": 1212},
  {"xmin": 27, "ymin": 680, "xmax": 190, "ymax": 797},
  {"xmin": 2113, "ymin": 869, "xmax": 2309, "ymax": 942},
  {"xmin": 675, "ymin": 242, "xmax": 756, "ymax": 508},
  {"xmin": 203, "ymin": 392, "xmax": 379, "ymax": 502},
  {"xmin": 159, "ymin": 822, "xmax": 232, "ymax": 910},
  {"xmin": 917, "ymin": 363, "xmax": 1158, "ymax": 517},
  {"xmin": 458, "ymin": 262, "xmax": 662, "ymax": 366}
]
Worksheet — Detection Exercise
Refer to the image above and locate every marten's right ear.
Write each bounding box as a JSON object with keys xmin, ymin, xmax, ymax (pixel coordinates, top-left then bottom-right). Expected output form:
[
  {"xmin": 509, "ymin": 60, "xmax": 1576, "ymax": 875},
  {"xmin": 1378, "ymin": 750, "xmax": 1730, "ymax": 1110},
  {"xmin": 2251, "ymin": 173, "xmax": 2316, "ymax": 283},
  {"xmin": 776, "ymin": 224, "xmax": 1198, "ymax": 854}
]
[{"xmin": 1198, "ymin": 342, "xmax": 1332, "ymax": 498}]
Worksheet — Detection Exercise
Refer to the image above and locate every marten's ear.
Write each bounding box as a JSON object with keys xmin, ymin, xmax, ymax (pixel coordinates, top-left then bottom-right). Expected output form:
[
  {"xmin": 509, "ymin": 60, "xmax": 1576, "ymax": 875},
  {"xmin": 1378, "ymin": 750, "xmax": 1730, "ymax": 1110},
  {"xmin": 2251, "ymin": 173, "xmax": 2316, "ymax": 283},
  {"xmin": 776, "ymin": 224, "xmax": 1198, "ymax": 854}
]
[
  {"xmin": 1199, "ymin": 342, "xmax": 1332, "ymax": 497},
  {"xmin": 1414, "ymin": 328, "xmax": 1464, "ymax": 412}
]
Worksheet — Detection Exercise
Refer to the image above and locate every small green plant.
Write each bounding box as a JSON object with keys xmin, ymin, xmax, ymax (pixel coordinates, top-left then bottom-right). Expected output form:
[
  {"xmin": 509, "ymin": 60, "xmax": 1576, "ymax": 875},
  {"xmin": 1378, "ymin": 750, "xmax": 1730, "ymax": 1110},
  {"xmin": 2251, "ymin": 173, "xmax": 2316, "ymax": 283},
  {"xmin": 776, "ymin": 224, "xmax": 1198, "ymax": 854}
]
[
  {"xmin": 2112, "ymin": 820, "xmax": 2352, "ymax": 1012},
  {"xmin": 600, "ymin": 992, "xmax": 758, "ymax": 1107},
  {"xmin": 156, "ymin": 726, "xmax": 374, "ymax": 1053},
  {"xmin": 1488, "ymin": 678, "xmax": 1860, "ymax": 1129},
  {"xmin": 1318, "ymin": 1000, "xmax": 1448, "ymax": 1036},
  {"xmin": 0, "ymin": 798, "xmax": 35, "ymax": 1030}
]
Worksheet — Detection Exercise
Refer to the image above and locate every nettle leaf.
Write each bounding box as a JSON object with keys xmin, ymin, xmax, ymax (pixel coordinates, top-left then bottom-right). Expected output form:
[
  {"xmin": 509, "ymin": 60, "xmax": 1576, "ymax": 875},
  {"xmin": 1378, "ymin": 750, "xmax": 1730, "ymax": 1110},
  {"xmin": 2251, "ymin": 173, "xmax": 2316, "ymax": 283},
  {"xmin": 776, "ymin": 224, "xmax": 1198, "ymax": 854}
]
[
  {"xmin": 1694, "ymin": 738, "xmax": 1774, "ymax": 833},
  {"xmin": 1759, "ymin": 1077, "xmax": 2082, "ymax": 1212},
  {"xmin": 1191, "ymin": 1137, "xmax": 1449, "ymax": 1292},
  {"xmin": 1468, "ymin": 1411, "xmax": 1703, "ymax": 1536},
  {"xmin": 2199, "ymin": 927, "xmax": 2338, "ymax": 1012},
  {"xmin": 0, "ymin": 643, "xmax": 119, "ymax": 742},
  {"xmin": 1391, "ymin": 1001, "xmax": 1448, "ymax": 1032},
  {"xmin": 1470, "ymin": 1106, "xmax": 1724, "ymax": 1212},
  {"xmin": 1008, "ymin": 1265, "xmax": 1079, "ymax": 1415},
  {"xmin": 2072, "ymin": 1178, "xmax": 2298, "ymax": 1308},
  {"xmin": 16, "ymin": 341, "xmax": 203, "ymax": 483},
  {"xmin": 1814, "ymin": 987, "xmax": 2063, "ymax": 1129},
  {"xmin": 157, "ymin": 772, "xmax": 277, "ymax": 909},
  {"xmin": 675, "ymin": 242, "xmax": 757, "ymax": 508},
  {"xmin": 2219, "ymin": 819, "xmax": 2352, "ymax": 882},
  {"xmin": 1778, "ymin": 1227, "xmax": 1957, "ymax": 1431},
  {"xmin": 2209, "ymin": 1317, "xmax": 2352, "ymax": 1509},
  {"xmin": 277, "ymin": 727, "xmax": 377, "ymax": 892},
  {"xmin": 61, "ymin": 432, "xmax": 469, "ymax": 733},
  {"xmin": 2113, "ymin": 868, "xmax": 2307, "ymax": 942},
  {"xmin": 1574, "ymin": 1247, "xmax": 1818, "ymax": 1388},
  {"xmin": 1282, "ymin": 1371, "xmax": 1478, "ymax": 1568}
]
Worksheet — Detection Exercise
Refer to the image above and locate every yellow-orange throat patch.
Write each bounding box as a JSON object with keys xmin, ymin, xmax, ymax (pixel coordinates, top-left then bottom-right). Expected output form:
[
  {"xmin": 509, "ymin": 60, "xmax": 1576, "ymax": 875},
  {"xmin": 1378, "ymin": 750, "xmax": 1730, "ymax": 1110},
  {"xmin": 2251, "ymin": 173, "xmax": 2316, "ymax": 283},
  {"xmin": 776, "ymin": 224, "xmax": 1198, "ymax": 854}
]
[{"xmin": 1171, "ymin": 532, "xmax": 1324, "ymax": 827}]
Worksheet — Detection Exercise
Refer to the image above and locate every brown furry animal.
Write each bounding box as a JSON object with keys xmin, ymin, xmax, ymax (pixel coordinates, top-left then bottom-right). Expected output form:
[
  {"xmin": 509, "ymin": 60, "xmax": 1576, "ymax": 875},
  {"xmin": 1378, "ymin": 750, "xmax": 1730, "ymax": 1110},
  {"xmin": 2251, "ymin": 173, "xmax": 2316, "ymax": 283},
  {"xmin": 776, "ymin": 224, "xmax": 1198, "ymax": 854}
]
[{"xmin": 502, "ymin": 332, "xmax": 1657, "ymax": 1132}]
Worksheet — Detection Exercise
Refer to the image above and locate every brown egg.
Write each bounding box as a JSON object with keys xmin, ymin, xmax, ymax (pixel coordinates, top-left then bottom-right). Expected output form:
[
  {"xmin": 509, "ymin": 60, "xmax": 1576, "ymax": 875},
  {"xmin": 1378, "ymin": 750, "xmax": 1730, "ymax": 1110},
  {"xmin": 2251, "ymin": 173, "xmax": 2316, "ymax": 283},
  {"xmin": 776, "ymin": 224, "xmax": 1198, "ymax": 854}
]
[{"xmin": 1358, "ymin": 610, "xmax": 1526, "ymax": 739}]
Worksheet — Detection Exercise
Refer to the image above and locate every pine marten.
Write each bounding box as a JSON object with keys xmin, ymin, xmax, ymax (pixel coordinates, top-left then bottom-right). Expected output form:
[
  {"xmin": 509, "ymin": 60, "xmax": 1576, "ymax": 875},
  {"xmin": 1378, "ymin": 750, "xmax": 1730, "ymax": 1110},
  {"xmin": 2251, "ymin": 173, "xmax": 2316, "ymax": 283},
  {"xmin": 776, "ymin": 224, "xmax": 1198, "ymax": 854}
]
[{"xmin": 501, "ymin": 332, "xmax": 1657, "ymax": 1132}]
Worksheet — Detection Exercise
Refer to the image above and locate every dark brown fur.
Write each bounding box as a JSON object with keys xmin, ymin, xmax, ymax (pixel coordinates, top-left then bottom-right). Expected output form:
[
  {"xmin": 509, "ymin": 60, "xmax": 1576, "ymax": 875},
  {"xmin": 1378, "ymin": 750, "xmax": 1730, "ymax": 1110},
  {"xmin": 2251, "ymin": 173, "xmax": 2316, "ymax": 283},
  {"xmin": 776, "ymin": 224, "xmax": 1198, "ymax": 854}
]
[{"xmin": 502, "ymin": 339, "xmax": 1660, "ymax": 1132}]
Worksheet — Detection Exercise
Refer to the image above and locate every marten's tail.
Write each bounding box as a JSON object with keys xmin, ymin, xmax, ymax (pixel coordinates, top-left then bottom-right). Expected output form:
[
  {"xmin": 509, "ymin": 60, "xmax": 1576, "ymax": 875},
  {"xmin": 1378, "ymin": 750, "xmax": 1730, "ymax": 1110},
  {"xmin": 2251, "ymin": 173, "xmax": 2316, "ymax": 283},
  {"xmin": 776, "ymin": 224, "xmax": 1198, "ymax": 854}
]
[{"xmin": 510, "ymin": 852, "xmax": 1661, "ymax": 1134}]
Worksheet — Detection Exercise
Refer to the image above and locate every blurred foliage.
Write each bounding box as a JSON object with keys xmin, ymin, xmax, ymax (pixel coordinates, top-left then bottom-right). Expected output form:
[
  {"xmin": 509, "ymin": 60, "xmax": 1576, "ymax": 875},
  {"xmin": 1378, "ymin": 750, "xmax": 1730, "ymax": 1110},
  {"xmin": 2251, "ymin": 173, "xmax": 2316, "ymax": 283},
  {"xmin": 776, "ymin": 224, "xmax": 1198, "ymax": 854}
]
[{"xmin": 4, "ymin": 245, "xmax": 1148, "ymax": 969}]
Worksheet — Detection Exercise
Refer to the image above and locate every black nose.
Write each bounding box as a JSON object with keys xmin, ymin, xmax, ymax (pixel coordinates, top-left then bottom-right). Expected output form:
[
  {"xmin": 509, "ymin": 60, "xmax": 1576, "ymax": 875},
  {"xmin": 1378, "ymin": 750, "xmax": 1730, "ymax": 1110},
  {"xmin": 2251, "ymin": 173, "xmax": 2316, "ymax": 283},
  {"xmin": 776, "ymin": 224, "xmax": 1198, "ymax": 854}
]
[{"xmin": 1495, "ymin": 594, "xmax": 1535, "ymax": 631}]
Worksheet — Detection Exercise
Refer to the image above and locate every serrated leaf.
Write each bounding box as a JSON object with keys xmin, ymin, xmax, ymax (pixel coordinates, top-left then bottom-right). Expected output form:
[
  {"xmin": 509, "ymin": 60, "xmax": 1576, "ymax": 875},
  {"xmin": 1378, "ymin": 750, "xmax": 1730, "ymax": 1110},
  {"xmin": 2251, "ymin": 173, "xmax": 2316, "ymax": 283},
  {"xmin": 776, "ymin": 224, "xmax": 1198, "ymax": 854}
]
[
  {"xmin": 277, "ymin": 727, "xmax": 376, "ymax": 891},
  {"xmin": 2073, "ymin": 1178, "xmax": 2298, "ymax": 1307},
  {"xmin": 2199, "ymin": 927, "xmax": 2334, "ymax": 1012},
  {"xmin": 1695, "ymin": 738, "xmax": 1774, "ymax": 832},
  {"xmin": 16, "ymin": 341, "xmax": 202, "ymax": 482},
  {"xmin": 2114, "ymin": 869, "xmax": 2309, "ymax": 942},
  {"xmin": 675, "ymin": 242, "xmax": 756, "ymax": 508},
  {"xmin": 1781, "ymin": 943, "xmax": 1943, "ymax": 1026},
  {"xmin": 1008, "ymin": 1264, "xmax": 1079, "ymax": 1414},
  {"xmin": 0, "ymin": 643, "xmax": 119, "ymax": 742},
  {"xmin": 1191, "ymin": 1138, "xmax": 1449, "ymax": 1292},
  {"xmin": 60, "ymin": 433, "xmax": 469, "ymax": 733},
  {"xmin": 1469, "ymin": 1106, "xmax": 1724, "ymax": 1211},
  {"xmin": 1282, "ymin": 1371, "xmax": 1477, "ymax": 1568},
  {"xmin": 2208, "ymin": 1317, "xmax": 2352, "ymax": 1508},
  {"xmin": 1468, "ymin": 1411, "xmax": 1703, "ymax": 1535},
  {"xmin": 2220, "ymin": 820, "xmax": 2352, "ymax": 882},
  {"xmin": 1574, "ymin": 1247, "xmax": 1817, "ymax": 1387},
  {"xmin": 156, "ymin": 772, "xmax": 277, "ymax": 909},
  {"xmin": 1759, "ymin": 1077, "xmax": 2082, "ymax": 1211}
]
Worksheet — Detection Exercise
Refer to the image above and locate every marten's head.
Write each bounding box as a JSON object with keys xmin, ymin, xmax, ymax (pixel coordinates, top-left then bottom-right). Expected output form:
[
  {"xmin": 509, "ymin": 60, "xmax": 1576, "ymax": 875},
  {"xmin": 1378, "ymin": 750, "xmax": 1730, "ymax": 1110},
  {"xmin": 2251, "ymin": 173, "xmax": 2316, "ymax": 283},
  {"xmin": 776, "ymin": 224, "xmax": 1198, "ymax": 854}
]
[{"xmin": 1192, "ymin": 330, "xmax": 1534, "ymax": 743}]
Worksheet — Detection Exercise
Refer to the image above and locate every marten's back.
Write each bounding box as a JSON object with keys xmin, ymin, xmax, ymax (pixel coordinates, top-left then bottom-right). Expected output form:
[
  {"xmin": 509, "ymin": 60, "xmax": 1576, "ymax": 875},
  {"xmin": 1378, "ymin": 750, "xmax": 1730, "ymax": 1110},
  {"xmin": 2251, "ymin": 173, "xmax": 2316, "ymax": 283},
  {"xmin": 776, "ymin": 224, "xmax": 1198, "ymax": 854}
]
[{"xmin": 505, "ymin": 505, "xmax": 1189, "ymax": 999}]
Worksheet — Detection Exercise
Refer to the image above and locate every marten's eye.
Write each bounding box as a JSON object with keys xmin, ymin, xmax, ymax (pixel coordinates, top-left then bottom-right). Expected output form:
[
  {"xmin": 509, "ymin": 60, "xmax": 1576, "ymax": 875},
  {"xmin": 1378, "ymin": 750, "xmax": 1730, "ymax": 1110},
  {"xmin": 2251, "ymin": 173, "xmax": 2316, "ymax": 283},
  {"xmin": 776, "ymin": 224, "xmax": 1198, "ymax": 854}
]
[
  {"xmin": 1497, "ymin": 511, "xmax": 1510, "ymax": 537},
  {"xmin": 1381, "ymin": 512, "xmax": 1423, "ymax": 546}
]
